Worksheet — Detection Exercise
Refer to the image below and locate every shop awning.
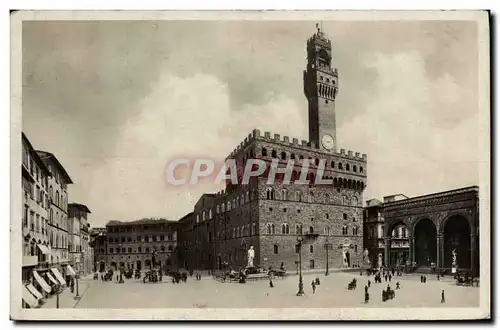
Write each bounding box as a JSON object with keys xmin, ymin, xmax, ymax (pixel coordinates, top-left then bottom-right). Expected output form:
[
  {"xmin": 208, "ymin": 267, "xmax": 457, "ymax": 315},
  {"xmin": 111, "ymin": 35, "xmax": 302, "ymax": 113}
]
[
  {"xmin": 22, "ymin": 285, "xmax": 39, "ymax": 308},
  {"xmin": 36, "ymin": 244, "xmax": 50, "ymax": 255},
  {"xmin": 46, "ymin": 272, "xmax": 58, "ymax": 285},
  {"xmin": 33, "ymin": 271, "xmax": 51, "ymax": 294},
  {"xmin": 26, "ymin": 283, "xmax": 43, "ymax": 300},
  {"xmin": 50, "ymin": 268, "xmax": 66, "ymax": 286},
  {"xmin": 67, "ymin": 265, "xmax": 77, "ymax": 276}
]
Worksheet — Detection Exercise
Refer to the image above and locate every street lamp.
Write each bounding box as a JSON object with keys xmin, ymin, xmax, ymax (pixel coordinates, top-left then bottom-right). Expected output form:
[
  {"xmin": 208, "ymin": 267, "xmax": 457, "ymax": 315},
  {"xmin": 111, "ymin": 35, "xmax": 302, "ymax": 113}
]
[
  {"xmin": 325, "ymin": 240, "xmax": 332, "ymax": 276},
  {"xmin": 296, "ymin": 236, "xmax": 304, "ymax": 296},
  {"xmin": 74, "ymin": 274, "xmax": 80, "ymax": 300}
]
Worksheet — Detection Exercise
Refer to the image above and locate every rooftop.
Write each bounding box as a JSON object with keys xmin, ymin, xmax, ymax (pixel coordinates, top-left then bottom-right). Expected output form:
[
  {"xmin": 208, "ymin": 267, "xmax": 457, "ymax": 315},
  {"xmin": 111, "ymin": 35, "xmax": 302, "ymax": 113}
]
[
  {"xmin": 68, "ymin": 202, "xmax": 91, "ymax": 213},
  {"xmin": 36, "ymin": 150, "xmax": 74, "ymax": 184},
  {"xmin": 106, "ymin": 218, "xmax": 178, "ymax": 227}
]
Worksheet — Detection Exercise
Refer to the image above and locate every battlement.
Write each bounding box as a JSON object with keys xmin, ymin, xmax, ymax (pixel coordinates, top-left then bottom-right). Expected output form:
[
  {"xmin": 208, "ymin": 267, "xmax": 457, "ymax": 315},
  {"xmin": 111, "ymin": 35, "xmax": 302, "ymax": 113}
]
[{"xmin": 228, "ymin": 128, "xmax": 367, "ymax": 161}]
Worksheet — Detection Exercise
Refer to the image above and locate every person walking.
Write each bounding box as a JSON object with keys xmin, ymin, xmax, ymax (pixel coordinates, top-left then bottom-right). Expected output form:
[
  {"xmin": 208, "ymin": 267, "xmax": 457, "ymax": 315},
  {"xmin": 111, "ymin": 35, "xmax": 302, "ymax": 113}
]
[
  {"xmin": 311, "ymin": 280, "xmax": 316, "ymax": 294},
  {"xmin": 441, "ymin": 290, "xmax": 445, "ymax": 303},
  {"xmin": 396, "ymin": 282, "xmax": 400, "ymax": 290},
  {"xmin": 368, "ymin": 280, "xmax": 371, "ymax": 288},
  {"xmin": 269, "ymin": 278, "xmax": 274, "ymax": 288}
]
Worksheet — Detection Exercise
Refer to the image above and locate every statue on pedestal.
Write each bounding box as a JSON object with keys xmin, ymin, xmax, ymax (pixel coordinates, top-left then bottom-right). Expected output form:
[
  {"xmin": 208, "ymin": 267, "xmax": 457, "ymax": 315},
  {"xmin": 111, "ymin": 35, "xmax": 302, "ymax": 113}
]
[
  {"xmin": 342, "ymin": 249, "xmax": 349, "ymax": 267},
  {"xmin": 363, "ymin": 249, "xmax": 370, "ymax": 266},
  {"xmin": 247, "ymin": 246, "xmax": 255, "ymax": 268},
  {"xmin": 452, "ymin": 249, "xmax": 457, "ymax": 268},
  {"xmin": 377, "ymin": 253, "xmax": 383, "ymax": 269}
]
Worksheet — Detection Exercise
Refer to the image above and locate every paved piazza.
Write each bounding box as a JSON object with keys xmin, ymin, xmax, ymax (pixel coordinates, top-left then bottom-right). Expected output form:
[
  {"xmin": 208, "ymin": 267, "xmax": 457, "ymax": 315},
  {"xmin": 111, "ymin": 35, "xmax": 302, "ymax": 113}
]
[{"xmin": 64, "ymin": 271, "xmax": 479, "ymax": 309}]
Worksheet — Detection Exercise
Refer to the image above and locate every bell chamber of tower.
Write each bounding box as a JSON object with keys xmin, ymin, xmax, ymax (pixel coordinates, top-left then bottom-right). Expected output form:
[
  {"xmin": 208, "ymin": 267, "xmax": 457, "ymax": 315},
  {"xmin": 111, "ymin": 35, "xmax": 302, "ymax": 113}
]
[{"xmin": 303, "ymin": 27, "xmax": 339, "ymax": 153}]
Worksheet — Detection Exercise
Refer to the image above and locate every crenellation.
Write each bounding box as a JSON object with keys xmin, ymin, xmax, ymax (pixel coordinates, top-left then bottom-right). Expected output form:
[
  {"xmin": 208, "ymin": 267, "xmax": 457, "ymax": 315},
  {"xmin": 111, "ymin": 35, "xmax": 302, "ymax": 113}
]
[
  {"xmin": 355, "ymin": 152, "xmax": 360, "ymax": 158},
  {"xmin": 362, "ymin": 154, "xmax": 367, "ymax": 160},
  {"xmin": 340, "ymin": 149, "xmax": 346, "ymax": 155},
  {"xmin": 273, "ymin": 134, "xmax": 280, "ymax": 141},
  {"xmin": 292, "ymin": 138, "xmax": 299, "ymax": 145},
  {"xmin": 348, "ymin": 150, "xmax": 353, "ymax": 157},
  {"xmin": 283, "ymin": 136, "xmax": 289, "ymax": 143},
  {"xmin": 253, "ymin": 129, "xmax": 261, "ymax": 137},
  {"xmin": 301, "ymin": 140, "xmax": 308, "ymax": 146},
  {"xmin": 310, "ymin": 141, "xmax": 316, "ymax": 149},
  {"xmin": 264, "ymin": 131, "xmax": 271, "ymax": 139}
]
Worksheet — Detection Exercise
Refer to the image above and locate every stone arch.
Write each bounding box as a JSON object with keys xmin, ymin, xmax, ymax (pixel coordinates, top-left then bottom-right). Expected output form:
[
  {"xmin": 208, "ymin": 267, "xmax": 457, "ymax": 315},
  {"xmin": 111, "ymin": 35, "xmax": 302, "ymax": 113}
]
[
  {"xmin": 441, "ymin": 213, "xmax": 472, "ymax": 269},
  {"xmin": 438, "ymin": 211, "xmax": 473, "ymax": 235},
  {"xmin": 413, "ymin": 218, "xmax": 437, "ymax": 267}
]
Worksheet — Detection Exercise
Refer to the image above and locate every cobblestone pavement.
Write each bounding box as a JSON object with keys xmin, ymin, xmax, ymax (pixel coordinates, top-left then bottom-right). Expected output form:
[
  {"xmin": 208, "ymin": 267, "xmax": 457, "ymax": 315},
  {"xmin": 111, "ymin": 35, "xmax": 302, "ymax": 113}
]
[{"xmin": 75, "ymin": 272, "xmax": 479, "ymax": 309}]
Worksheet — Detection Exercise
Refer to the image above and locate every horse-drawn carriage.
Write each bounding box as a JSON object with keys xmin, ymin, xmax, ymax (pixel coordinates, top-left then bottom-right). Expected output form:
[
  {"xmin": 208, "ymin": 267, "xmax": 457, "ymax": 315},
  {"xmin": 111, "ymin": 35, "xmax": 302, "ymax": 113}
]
[
  {"xmin": 134, "ymin": 269, "xmax": 141, "ymax": 279},
  {"xmin": 124, "ymin": 268, "xmax": 133, "ymax": 279},
  {"xmin": 103, "ymin": 269, "xmax": 113, "ymax": 281},
  {"xmin": 382, "ymin": 287, "xmax": 395, "ymax": 301},
  {"xmin": 347, "ymin": 278, "xmax": 357, "ymax": 290},
  {"xmin": 143, "ymin": 269, "xmax": 161, "ymax": 283},
  {"xmin": 455, "ymin": 272, "xmax": 476, "ymax": 286}
]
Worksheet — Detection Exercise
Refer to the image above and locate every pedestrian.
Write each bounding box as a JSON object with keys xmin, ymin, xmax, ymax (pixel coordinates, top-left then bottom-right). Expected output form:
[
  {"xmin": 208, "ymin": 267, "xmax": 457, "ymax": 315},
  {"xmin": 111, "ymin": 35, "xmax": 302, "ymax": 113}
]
[
  {"xmin": 437, "ymin": 274, "xmax": 440, "ymax": 281},
  {"xmin": 396, "ymin": 282, "xmax": 400, "ymax": 290},
  {"xmin": 441, "ymin": 290, "xmax": 445, "ymax": 303},
  {"xmin": 365, "ymin": 291, "xmax": 370, "ymax": 303},
  {"xmin": 392, "ymin": 268, "xmax": 395, "ymax": 276},
  {"xmin": 311, "ymin": 280, "xmax": 316, "ymax": 294},
  {"xmin": 368, "ymin": 280, "xmax": 371, "ymax": 288},
  {"xmin": 385, "ymin": 274, "xmax": 388, "ymax": 282},
  {"xmin": 389, "ymin": 274, "xmax": 392, "ymax": 282},
  {"xmin": 424, "ymin": 275, "xmax": 427, "ymax": 283},
  {"xmin": 365, "ymin": 285, "xmax": 368, "ymax": 294},
  {"xmin": 420, "ymin": 275, "xmax": 423, "ymax": 283},
  {"xmin": 269, "ymin": 278, "xmax": 274, "ymax": 288}
]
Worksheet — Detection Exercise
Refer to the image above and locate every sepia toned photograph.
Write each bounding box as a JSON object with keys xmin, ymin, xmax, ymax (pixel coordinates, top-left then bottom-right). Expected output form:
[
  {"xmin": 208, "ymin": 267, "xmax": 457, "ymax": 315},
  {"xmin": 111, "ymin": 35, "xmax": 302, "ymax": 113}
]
[{"xmin": 10, "ymin": 10, "xmax": 490, "ymax": 320}]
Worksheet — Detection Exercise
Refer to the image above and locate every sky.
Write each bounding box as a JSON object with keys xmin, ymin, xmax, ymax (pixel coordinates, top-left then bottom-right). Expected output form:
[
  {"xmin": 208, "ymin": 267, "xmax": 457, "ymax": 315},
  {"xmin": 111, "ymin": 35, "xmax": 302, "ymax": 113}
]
[{"xmin": 22, "ymin": 20, "xmax": 480, "ymax": 227}]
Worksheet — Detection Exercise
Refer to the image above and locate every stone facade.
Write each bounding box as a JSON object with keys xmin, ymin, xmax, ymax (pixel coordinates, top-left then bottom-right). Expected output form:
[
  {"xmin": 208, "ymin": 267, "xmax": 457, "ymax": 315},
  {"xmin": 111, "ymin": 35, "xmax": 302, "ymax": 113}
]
[
  {"xmin": 177, "ymin": 28, "xmax": 367, "ymax": 273},
  {"xmin": 364, "ymin": 186, "xmax": 480, "ymax": 276},
  {"xmin": 37, "ymin": 150, "xmax": 73, "ymax": 277},
  {"xmin": 93, "ymin": 219, "xmax": 180, "ymax": 272}
]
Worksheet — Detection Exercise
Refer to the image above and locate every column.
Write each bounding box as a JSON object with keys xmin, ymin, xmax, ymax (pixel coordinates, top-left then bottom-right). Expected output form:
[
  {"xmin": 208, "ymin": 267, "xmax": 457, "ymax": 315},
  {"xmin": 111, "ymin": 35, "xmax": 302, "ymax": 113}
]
[
  {"xmin": 384, "ymin": 238, "xmax": 390, "ymax": 267},
  {"xmin": 410, "ymin": 236, "xmax": 415, "ymax": 264},
  {"xmin": 436, "ymin": 234, "xmax": 441, "ymax": 268},
  {"xmin": 470, "ymin": 233, "xmax": 475, "ymax": 275}
]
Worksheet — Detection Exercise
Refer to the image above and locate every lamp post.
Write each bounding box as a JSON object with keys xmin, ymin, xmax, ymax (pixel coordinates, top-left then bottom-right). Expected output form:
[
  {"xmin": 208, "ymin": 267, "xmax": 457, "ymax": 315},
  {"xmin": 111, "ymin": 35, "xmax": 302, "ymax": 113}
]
[
  {"xmin": 74, "ymin": 274, "xmax": 80, "ymax": 300},
  {"xmin": 296, "ymin": 236, "xmax": 304, "ymax": 296},
  {"xmin": 56, "ymin": 284, "xmax": 60, "ymax": 308},
  {"xmin": 325, "ymin": 241, "xmax": 331, "ymax": 276}
]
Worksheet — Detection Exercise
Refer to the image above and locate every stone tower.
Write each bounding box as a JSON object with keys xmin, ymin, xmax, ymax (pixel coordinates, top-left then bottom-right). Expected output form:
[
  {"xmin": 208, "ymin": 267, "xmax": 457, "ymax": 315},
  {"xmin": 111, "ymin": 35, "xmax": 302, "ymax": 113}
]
[{"xmin": 303, "ymin": 24, "xmax": 339, "ymax": 152}]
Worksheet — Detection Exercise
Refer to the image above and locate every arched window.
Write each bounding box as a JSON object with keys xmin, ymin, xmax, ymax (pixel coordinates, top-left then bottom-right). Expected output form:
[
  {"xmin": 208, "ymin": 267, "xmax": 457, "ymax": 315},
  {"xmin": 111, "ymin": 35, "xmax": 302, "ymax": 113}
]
[
  {"xmin": 290, "ymin": 153, "xmax": 295, "ymax": 159},
  {"xmin": 227, "ymin": 202, "xmax": 231, "ymax": 211},
  {"xmin": 262, "ymin": 148, "xmax": 268, "ymax": 157},
  {"xmin": 56, "ymin": 191, "xmax": 60, "ymax": 206},
  {"xmin": 233, "ymin": 198, "xmax": 236, "ymax": 209},
  {"xmin": 202, "ymin": 211, "xmax": 206, "ymax": 221},
  {"xmin": 295, "ymin": 191, "xmax": 302, "ymax": 202},
  {"xmin": 282, "ymin": 189, "xmax": 288, "ymax": 200},
  {"xmin": 342, "ymin": 225, "xmax": 348, "ymax": 235},
  {"xmin": 222, "ymin": 203, "xmax": 225, "ymax": 212},
  {"xmin": 266, "ymin": 224, "xmax": 272, "ymax": 234},
  {"xmin": 246, "ymin": 191, "xmax": 250, "ymax": 202},
  {"xmin": 271, "ymin": 150, "xmax": 278, "ymax": 158},
  {"xmin": 310, "ymin": 245, "xmax": 314, "ymax": 253},
  {"xmin": 281, "ymin": 151, "xmax": 287, "ymax": 160},
  {"xmin": 352, "ymin": 227, "xmax": 356, "ymax": 236},
  {"xmin": 252, "ymin": 223, "xmax": 256, "ymax": 236},
  {"xmin": 338, "ymin": 163, "xmax": 343, "ymax": 170},
  {"xmin": 196, "ymin": 214, "xmax": 200, "ymax": 224},
  {"xmin": 216, "ymin": 205, "xmax": 220, "ymax": 214},
  {"xmin": 281, "ymin": 223, "xmax": 290, "ymax": 234},
  {"xmin": 266, "ymin": 187, "xmax": 275, "ymax": 200},
  {"xmin": 354, "ymin": 244, "xmax": 358, "ymax": 252},
  {"xmin": 324, "ymin": 226, "xmax": 330, "ymax": 235},
  {"xmin": 346, "ymin": 164, "xmax": 350, "ymax": 171},
  {"xmin": 342, "ymin": 196, "xmax": 348, "ymax": 206},
  {"xmin": 241, "ymin": 194, "xmax": 244, "ymax": 206},
  {"xmin": 352, "ymin": 196, "xmax": 358, "ymax": 207},
  {"xmin": 353, "ymin": 165, "xmax": 357, "ymax": 172},
  {"xmin": 273, "ymin": 244, "xmax": 279, "ymax": 254},
  {"xmin": 209, "ymin": 209, "xmax": 212, "ymax": 219},
  {"xmin": 360, "ymin": 167, "xmax": 364, "ymax": 173},
  {"xmin": 309, "ymin": 226, "xmax": 314, "ymax": 234},
  {"xmin": 295, "ymin": 224, "xmax": 303, "ymax": 235}
]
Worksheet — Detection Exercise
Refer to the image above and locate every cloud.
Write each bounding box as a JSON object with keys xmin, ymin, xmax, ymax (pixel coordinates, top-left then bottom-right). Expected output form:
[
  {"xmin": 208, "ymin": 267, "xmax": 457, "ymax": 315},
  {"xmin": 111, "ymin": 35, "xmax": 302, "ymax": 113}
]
[
  {"xmin": 339, "ymin": 51, "xmax": 479, "ymax": 200},
  {"xmin": 84, "ymin": 72, "xmax": 306, "ymax": 222}
]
